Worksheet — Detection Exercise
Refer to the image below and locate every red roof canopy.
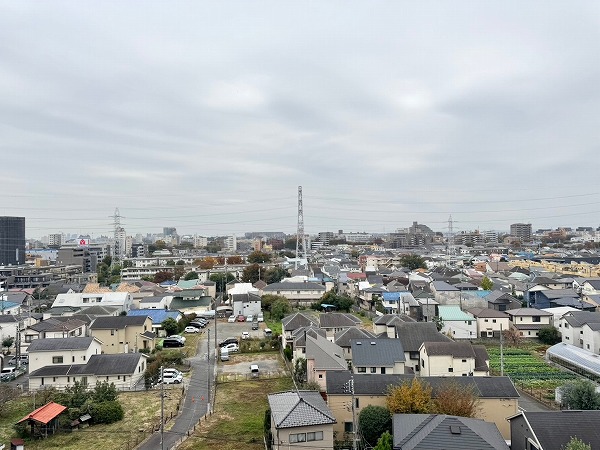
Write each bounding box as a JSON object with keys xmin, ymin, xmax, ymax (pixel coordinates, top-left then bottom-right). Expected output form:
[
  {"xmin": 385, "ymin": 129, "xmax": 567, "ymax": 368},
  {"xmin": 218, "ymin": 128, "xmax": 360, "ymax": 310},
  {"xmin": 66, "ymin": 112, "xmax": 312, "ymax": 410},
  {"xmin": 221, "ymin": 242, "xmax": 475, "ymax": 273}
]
[{"xmin": 17, "ymin": 402, "xmax": 67, "ymax": 425}]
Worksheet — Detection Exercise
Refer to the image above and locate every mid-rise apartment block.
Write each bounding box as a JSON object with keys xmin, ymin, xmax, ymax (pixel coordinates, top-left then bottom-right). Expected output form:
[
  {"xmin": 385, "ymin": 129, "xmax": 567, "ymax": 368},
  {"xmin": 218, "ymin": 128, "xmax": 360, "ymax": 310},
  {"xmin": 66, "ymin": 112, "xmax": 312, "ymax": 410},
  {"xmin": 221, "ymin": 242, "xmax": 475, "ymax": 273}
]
[{"xmin": 510, "ymin": 223, "xmax": 532, "ymax": 241}]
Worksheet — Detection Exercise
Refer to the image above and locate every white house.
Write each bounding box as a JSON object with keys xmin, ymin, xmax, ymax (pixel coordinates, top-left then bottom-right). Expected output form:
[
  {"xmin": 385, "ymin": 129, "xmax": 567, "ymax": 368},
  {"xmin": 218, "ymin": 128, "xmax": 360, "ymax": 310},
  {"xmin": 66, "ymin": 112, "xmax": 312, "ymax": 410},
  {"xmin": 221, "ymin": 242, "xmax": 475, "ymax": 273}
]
[
  {"xmin": 27, "ymin": 336, "xmax": 103, "ymax": 375},
  {"xmin": 52, "ymin": 292, "xmax": 133, "ymax": 313},
  {"xmin": 437, "ymin": 305, "xmax": 477, "ymax": 339}
]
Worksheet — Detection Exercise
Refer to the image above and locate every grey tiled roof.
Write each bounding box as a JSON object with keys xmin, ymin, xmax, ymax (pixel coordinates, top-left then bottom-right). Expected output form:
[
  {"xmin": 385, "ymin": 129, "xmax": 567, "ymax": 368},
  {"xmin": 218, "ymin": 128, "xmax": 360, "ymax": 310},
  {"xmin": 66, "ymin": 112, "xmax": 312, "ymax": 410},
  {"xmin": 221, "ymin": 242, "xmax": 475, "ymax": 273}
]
[
  {"xmin": 268, "ymin": 390, "xmax": 336, "ymax": 429},
  {"xmin": 263, "ymin": 282, "xmax": 325, "ymax": 292},
  {"xmin": 396, "ymin": 322, "xmax": 451, "ymax": 352},
  {"xmin": 563, "ymin": 311, "xmax": 600, "ymax": 327},
  {"xmin": 90, "ymin": 315, "xmax": 149, "ymax": 329},
  {"xmin": 319, "ymin": 312, "xmax": 361, "ymax": 329},
  {"xmin": 351, "ymin": 338, "xmax": 405, "ymax": 366},
  {"xmin": 518, "ymin": 411, "xmax": 600, "ymax": 450},
  {"xmin": 393, "ymin": 414, "xmax": 508, "ymax": 449},
  {"xmin": 282, "ymin": 312, "xmax": 318, "ymax": 331},
  {"xmin": 85, "ymin": 353, "xmax": 145, "ymax": 375},
  {"xmin": 292, "ymin": 326, "xmax": 326, "ymax": 347},
  {"xmin": 326, "ymin": 372, "xmax": 519, "ymax": 398},
  {"xmin": 306, "ymin": 335, "xmax": 347, "ymax": 370},
  {"xmin": 334, "ymin": 327, "xmax": 376, "ymax": 348},
  {"xmin": 28, "ymin": 337, "xmax": 95, "ymax": 352},
  {"xmin": 422, "ymin": 341, "xmax": 477, "ymax": 358}
]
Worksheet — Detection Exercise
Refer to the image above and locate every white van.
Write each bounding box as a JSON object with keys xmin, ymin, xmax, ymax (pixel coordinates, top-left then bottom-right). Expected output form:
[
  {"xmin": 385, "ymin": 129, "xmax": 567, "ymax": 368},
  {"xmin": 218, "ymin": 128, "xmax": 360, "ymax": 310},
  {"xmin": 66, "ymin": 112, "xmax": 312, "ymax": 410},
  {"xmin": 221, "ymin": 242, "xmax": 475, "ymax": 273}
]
[
  {"xmin": 220, "ymin": 348, "xmax": 230, "ymax": 361},
  {"xmin": 250, "ymin": 364, "xmax": 259, "ymax": 377},
  {"xmin": 264, "ymin": 328, "xmax": 273, "ymax": 337}
]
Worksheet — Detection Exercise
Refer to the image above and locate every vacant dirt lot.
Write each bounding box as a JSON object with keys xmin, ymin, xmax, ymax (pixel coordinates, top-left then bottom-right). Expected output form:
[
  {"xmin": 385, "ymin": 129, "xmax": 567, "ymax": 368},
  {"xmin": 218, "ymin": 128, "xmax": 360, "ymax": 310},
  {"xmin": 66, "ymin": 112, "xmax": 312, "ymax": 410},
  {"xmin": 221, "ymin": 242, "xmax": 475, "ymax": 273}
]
[{"xmin": 218, "ymin": 352, "xmax": 283, "ymax": 375}]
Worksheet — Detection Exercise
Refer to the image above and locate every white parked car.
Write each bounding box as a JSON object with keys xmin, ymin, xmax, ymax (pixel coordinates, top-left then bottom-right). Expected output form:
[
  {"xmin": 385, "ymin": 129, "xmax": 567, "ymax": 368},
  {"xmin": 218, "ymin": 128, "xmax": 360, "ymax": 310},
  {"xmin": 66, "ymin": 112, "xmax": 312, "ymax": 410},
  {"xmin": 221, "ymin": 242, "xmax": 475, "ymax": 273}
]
[
  {"xmin": 168, "ymin": 335, "xmax": 186, "ymax": 343},
  {"xmin": 222, "ymin": 343, "xmax": 239, "ymax": 353},
  {"xmin": 246, "ymin": 314, "xmax": 254, "ymax": 322},
  {"xmin": 184, "ymin": 326, "xmax": 199, "ymax": 333},
  {"xmin": 227, "ymin": 315, "xmax": 236, "ymax": 323},
  {"xmin": 241, "ymin": 331, "xmax": 250, "ymax": 340},
  {"xmin": 257, "ymin": 313, "xmax": 264, "ymax": 322},
  {"xmin": 162, "ymin": 368, "xmax": 182, "ymax": 377},
  {"xmin": 158, "ymin": 373, "xmax": 183, "ymax": 384}
]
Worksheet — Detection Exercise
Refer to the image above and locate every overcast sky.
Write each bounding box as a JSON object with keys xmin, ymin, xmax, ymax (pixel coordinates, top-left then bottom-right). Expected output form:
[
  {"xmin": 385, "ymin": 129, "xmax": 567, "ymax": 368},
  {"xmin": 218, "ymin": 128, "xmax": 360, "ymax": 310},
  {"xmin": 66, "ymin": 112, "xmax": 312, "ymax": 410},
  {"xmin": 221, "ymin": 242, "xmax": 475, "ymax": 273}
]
[{"xmin": 1, "ymin": 1, "xmax": 599, "ymax": 240}]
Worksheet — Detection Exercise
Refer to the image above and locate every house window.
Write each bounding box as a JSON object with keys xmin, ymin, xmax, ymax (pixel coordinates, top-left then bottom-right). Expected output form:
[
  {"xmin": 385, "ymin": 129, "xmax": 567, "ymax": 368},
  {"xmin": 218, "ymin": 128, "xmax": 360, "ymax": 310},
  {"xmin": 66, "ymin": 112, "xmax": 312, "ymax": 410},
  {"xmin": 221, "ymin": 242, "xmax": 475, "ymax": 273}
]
[
  {"xmin": 111, "ymin": 330, "xmax": 115, "ymax": 336},
  {"xmin": 370, "ymin": 367, "xmax": 377, "ymax": 373},
  {"xmin": 290, "ymin": 433, "xmax": 306, "ymax": 443},
  {"xmin": 381, "ymin": 367, "xmax": 386, "ymax": 374},
  {"xmin": 421, "ymin": 359, "xmax": 425, "ymax": 368},
  {"xmin": 462, "ymin": 359, "xmax": 467, "ymax": 362},
  {"xmin": 344, "ymin": 422, "xmax": 354, "ymax": 433},
  {"xmin": 357, "ymin": 367, "xmax": 366, "ymax": 373},
  {"xmin": 72, "ymin": 356, "xmax": 75, "ymax": 363},
  {"xmin": 448, "ymin": 368, "xmax": 454, "ymax": 372},
  {"xmin": 484, "ymin": 319, "xmax": 488, "ymax": 322},
  {"xmin": 492, "ymin": 319, "xmax": 497, "ymax": 323},
  {"xmin": 318, "ymin": 374, "xmax": 323, "ymax": 379},
  {"xmin": 355, "ymin": 398, "xmax": 359, "ymax": 408},
  {"xmin": 533, "ymin": 317, "xmax": 541, "ymax": 323},
  {"xmin": 52, "ymin": 356, "xmax": 63, "ymax": 364},
  {"xmin": 307, "ymin": 431, "xmax": 323, "ymax": 442}
]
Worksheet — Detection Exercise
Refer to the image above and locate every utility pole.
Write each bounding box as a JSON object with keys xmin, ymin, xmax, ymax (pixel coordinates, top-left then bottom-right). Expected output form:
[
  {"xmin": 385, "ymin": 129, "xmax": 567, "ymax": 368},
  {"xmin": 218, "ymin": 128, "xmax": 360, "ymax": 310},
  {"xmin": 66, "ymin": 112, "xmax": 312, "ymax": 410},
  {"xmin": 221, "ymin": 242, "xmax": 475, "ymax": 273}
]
[
  {"xmin": 350, "ymin": 375, "xmax": 357, "ymax": 450},
  {"xmin": 500, "ymin": 323, "xmax": 504, "ymax": 377},
  {"xmin": 160, "ymin": 365, "xmax": 164, "ymax": 450},
  {"xmin": 207, "ymin": 328, "xmax": 211, "ymax": 414}
]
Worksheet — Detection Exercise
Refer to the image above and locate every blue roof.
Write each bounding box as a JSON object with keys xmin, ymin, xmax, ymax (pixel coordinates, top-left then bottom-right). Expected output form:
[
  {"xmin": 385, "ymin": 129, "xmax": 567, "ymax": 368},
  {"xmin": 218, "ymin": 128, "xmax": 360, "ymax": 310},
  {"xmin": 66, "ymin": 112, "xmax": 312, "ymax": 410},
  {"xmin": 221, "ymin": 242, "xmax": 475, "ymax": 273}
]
[
  {"xmin": 127, "ymin": 309, "xmax": 180, "ymax": 324},
  {"xmin": 0, "ymin": 301, "xmax": 19, "ymax": 311},
  {"xmin": 383, "ymin": 292, "xmax": 401, "ymax": 301},
  {"xmin": 471, "ymin": 290, "xmax": 492, "ymax": 298}
]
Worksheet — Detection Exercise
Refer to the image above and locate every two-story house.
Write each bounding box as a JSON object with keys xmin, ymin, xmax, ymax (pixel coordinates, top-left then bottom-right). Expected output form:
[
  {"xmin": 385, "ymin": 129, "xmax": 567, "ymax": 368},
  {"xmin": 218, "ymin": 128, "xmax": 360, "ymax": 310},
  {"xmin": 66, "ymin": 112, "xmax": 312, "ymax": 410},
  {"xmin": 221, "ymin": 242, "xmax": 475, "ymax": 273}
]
[
  {"xmin": 263, "ymin": 282, "xmax": 326, "ymax": 308},
  {"xmin": 419, "ymin": 341, "xmax": 489, "ymax": 377},
  {"xmin": 318, "ymin": 313, "xmax": 361, "ymax": 341},
  {"xmin": 505, "ymin": 308, "xmax": 553, "ymax": 338},
  {"xmin": 437, "ymin": 305, "xmax": 477, "ymax": 339},
  {"xmin": 305, "ymin": 334, "xmax": 347, "ymax": 391},
  {"xmin": 89, "ymin": 315, "xmax": 155, "ymax": 354},
  {"xmin": 558, "ymin": 311, "xmax": 600, "ymax": 348},
  {"xmin": 467, "ymin": 307, "xmax": 510, "ymax": 338},
  {"xmin": 351, "ymin": 338, "xmax": 405, "ymax": 375},
  {"xmin": 281, "ymin": 312, "xmax": 318, "ymax": 347},
  {"xmin": 395, "ymin": 322, "xmax": 452, "ymax": 373}
]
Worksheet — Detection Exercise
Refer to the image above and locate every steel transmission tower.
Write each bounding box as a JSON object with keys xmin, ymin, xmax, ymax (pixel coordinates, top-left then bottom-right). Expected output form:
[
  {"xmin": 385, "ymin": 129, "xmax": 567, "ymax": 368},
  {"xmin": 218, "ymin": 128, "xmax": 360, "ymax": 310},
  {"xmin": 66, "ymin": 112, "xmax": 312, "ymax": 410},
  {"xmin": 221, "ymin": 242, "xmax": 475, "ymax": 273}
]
[
  {"xmin": 111, "ymin": 208, "xmax": 124, "ymax": 267},
  {"xmin": 446, "ymin": 214, "xmax": 455, "ymax": 267},
  {"xmin": 295, "ymin": 186, "xmax": 307, "ymax": 269}
]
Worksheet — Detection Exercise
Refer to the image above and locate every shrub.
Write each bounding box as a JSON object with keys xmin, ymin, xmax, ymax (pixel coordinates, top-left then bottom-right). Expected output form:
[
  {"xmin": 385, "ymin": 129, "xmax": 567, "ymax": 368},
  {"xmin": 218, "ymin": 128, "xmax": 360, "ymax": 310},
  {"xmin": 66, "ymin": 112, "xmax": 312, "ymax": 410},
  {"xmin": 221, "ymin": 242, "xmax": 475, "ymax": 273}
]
[{"xmin": 91, "ymin": 400, "xmax": 124, "ymax": 424}]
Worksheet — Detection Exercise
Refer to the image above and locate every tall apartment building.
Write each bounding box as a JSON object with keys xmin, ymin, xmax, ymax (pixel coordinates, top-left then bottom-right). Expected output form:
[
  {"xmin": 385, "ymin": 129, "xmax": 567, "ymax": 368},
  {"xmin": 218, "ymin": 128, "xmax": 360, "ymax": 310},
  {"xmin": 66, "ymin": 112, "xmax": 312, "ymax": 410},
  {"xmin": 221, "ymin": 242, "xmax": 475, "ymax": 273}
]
[
  {"xmin": 194, "ymin": 235, "xmax": 208, "ymax": 248},
  {"xmin": 48, "ymin": 233, "xmax": 63, "ymax": 248},
  {"xmin": 482, "ymin": 230, "xmax": 499, "ymax": 244},
  {"xmin": 224, "ymin": 235, "xmax": 237, "ymax": 252},
  {"xmin": 0, "ymin": 216, "xmax": 25, "ymax": 265},
  {"xmin": 510, "ymin": 223, "xmax": 532, "ymax": 242}
]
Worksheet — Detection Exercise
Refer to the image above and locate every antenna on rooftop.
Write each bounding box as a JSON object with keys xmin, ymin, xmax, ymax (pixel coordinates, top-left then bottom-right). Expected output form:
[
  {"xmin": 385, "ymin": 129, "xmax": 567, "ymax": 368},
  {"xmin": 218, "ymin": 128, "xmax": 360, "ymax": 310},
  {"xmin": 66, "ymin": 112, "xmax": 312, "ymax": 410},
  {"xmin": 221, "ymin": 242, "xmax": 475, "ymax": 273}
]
[{"xmin": 295, "ymin": 186, "xmax": 308, "ymax": 269}]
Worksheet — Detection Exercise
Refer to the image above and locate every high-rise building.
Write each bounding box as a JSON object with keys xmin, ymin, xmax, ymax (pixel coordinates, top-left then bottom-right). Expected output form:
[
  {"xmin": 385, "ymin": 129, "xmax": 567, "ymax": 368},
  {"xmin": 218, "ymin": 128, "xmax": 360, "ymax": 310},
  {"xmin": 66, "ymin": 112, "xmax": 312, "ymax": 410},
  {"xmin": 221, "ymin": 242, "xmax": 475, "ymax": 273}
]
[
  {"xmin": 163, "ymin": 227, "xmax": 177, "ymax": 237},
  {"xmin": 0, "ymin": 216, "xmax": 25, "ymax": 265},
  {"xmin": 510, "ymin": 223, "xmax": 532, "ymax": 241},
  {"xmin": 224, "ymin": 235, "xmax": 237, "ymax": 252},
  {"xmin": 48, "ymin": 233, "xmax": 63, "ymax": 248}
]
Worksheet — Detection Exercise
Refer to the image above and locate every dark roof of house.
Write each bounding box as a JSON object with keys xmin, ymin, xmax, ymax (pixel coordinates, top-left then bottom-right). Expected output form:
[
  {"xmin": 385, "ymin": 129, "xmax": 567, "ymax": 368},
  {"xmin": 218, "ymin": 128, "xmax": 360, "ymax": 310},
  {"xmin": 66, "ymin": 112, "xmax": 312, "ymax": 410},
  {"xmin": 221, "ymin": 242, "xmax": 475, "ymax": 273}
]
[
  {"xmin": 537, "ymin": 288, "xmax": 580, "ymax": 300},
  {"xmin": 585, "ymin": 279, "xmax": 600, "ymax": 290},
  {"xmin": 562, "ymin": 311, "xmax": 600, "ymax": 327},
  {"xmin": 282, "ymin": 312, "xmax": 318, "ymax": 331},
  {"xmin": 422, "ymin": 341, "xmax": 478, "ymax": 358},
  {"xmin": 326, "ymin": 372, "xmax": 519, "ymax": 398},
  {"xmin": 85, "ymin": 353, "xmax": 145, "ymax": 375},
  {"xmin": 268, "ymin": 390, "xmax": 336, "ymax": 429},
  {"xmin": 396, "ymin": 322, "xmax": 451, "ymax": 352},
  {"xmin": 319, "ymin": 312, "xmax": 361, "ymax": 329},
  {"xmin": 29, "ymin": 318, "xmax": 87, "ymax": 333},
  {"xmin": 263, "ymin": 282, "xmax": 325, "ymax": 292},
  {"xmin": 351, "ymin": 338, "xmax": 405, "ymax": 366},
  {"xmin": 466, "ymin": 308, "xmax": 509, "ymax": 319},
  {"xmin": 431, "ymin": 281, "xmax": 460, "ymax": 292},
  {"xmin": 513, "ymin": 411, "xmax": 600, "ymax": 450},
  {"xmin": 29, "ymin": 353, "xmax": 145, "ymax": 377},
  {"xmin": 253, "ymin": 280, "xmax": 267, "ymax": 290},
  {"xmin": 393, "ymin": 414, "xmax": 508, "ymax": 449},
  {"xmin": 334, "ymin": 327, "xmax": 376, "ymax": 348},
  {"xmin": 485, "ymin": 291, "xmax": 520, "ymax": 304},
  {"xmin": 374, "ymin": 314, "xmax": 415, "ymax": 326},
  {"xmin": 505, "ymin": 308, "xmax": 553, "ymax": 317},
  {"xmin": 27, "ymin": 337, "xmax": 95, "ymax": 352},
  {"xmin": 292, "ymin": 326, "xmax": 326, "ymax": 347},
  {"xmin": 90, "ymin": 315, "xmax": 149, "ymax": 329}
]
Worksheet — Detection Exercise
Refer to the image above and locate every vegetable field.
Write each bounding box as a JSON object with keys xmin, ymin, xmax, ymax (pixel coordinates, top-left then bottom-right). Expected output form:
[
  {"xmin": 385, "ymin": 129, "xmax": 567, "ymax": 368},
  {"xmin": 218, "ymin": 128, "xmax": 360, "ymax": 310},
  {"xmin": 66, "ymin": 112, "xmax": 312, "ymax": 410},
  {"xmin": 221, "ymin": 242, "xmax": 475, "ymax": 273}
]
[{"xmin": 487, "ymin": 347, "xmax": 577, "ymax": 389}]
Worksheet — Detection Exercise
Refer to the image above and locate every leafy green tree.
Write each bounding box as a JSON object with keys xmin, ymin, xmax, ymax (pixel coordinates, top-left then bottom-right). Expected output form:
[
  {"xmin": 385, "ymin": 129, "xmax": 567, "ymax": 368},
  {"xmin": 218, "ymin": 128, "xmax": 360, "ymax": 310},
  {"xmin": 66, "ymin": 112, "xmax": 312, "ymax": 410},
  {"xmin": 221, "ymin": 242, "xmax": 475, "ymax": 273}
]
[
  {"xmin": 247, "ymin": 251, "xmax": 271, "ymax": 263},
  {"xmin": 242, "ymin": 264, "xmax": 262, "ymax": 283},
  {"xmin": 293, "ymin": 357, "xmax": 307, "ymax": 385},
  {"xmin": 563, "ymin": 437, "xmax": 592, "ymax": 450},
  {"xmin": 538, "ymin": 326, "xmax": 562, "ymax": 345},
  {"xmin": 399, "ymin": 254, "xmax": 427, "ymax": 271},
  {"xmin": 166, "ymin": 260, "xmax": 175, "ymax": 267},
  {"xmin": 209, "ymin": 272, "xmax": 236, "ymax": 293},
  {"xmin": 261, "ymin": 294, "xmax": 288, "ymax": 314},
  {"xmin": 2, "ymin": 337, "xmax": 14, "ymax": 353},
  {"xmin": 432, "ymin": 316, "xmax": 444, "ymax": 332},
  {"xmin": 284, "ymin": 238, "xmax": 297, "ymax": 250},
  {"xmin": 173, "ymin": 266, "xmax": 185, "ymax": 281},
  {"xmin": 184, "ymin": 271, "xmax": 199, "ymax": 280},
  {"xmin": 90, "ymin": 400, "xmax": 124, "ymax": 424},
  {"xmin": 161, "ymin": 318, "xmax": 179, "ymax": 337},
  {"xmin": 264, "ymin": 267, "xmax": 288, "ymax": 284},
  {"xmin": 561, "ymin": 380, "xmax": 600, "ymax": 410},
  {"xmin": 373, "ymin": 431, "xmax": 393, "ymax": 450},
  {"xmin": 63, "ymin": 380, "xmax": 90, "ymax": 408},
  {"xmin": 358, "ymin": 405, "xmax": 392, "ymax": 447},
  {"xmin": 205, "ymin": 242, "xmax": 221, "ymax": 253},
  {"xmin": 480, "ymin": 276, "xmax": 494, "ymax": 290},
  {"xmin": 92, "ymin": 381, "xmax": 119, "ymax": 403},
  {"xmin": 271, "ymin": 298, "xmax": 291, "ymax": 321}
]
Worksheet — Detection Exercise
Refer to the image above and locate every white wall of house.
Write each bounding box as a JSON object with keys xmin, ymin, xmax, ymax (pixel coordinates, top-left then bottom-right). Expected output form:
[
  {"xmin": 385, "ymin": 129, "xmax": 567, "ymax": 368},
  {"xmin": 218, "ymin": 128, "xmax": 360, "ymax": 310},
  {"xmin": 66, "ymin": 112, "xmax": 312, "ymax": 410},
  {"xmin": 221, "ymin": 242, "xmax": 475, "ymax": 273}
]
[
  {"xmin": 28, "ymin": 340, "xmax": 102, "ymax": 373},
  {"xmin": 271, "ymin": 422, "xmax": 334, "ymax": 450},
  {"xmin": 441, "ymin": 320, "xmax": 477, "ymax": 339},
  {"xmin": 559, "ymin": 317, "xmax": 581, "ymax": 347},
  {"xmin": 582, "ymin": 325, "xmax": 600, "ymax": 354},
  {"xmin": 475, "ymin": 317, "xmax": 510, "ymax": 337}
]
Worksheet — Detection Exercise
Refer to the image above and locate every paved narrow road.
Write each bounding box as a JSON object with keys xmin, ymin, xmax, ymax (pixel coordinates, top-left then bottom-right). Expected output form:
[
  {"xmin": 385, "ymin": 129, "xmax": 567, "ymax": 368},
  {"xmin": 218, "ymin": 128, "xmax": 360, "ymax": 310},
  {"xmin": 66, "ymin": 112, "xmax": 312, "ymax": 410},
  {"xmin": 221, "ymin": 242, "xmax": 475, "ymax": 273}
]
[{"xmin": 138, "ymin": 328, "xmax": 215, "ymax": 450}]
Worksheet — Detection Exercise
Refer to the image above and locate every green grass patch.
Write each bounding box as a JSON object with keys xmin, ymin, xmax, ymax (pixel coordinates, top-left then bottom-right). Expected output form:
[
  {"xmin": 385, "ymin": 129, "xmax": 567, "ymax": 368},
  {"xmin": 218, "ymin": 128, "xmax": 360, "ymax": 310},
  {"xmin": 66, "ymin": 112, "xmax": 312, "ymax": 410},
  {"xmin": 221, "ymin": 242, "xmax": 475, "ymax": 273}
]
[{"xmin": 179, "ymin": 377, "xmax": 294, "ymax": 450}]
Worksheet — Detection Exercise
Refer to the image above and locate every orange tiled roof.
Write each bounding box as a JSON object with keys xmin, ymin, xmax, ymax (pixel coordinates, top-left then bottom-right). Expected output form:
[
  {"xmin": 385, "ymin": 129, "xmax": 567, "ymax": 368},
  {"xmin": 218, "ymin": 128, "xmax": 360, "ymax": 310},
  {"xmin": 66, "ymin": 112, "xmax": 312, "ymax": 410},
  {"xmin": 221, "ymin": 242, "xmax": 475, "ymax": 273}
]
[
  {"xmin": 83, "ymin": 283, "xmax": 111, "ymax": 294},
  {"xmin": 17, "ymin": 402, "xmax": 67, "ymax": 425}
]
